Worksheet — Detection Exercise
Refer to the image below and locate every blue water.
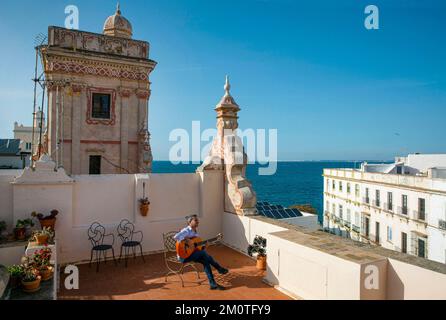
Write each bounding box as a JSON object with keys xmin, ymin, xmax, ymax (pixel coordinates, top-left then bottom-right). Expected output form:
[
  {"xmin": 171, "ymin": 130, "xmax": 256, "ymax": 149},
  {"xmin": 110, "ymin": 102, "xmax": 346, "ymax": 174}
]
[{"xmin": 152, "ymin": 161, "xmax": 360, "ymax": 223}]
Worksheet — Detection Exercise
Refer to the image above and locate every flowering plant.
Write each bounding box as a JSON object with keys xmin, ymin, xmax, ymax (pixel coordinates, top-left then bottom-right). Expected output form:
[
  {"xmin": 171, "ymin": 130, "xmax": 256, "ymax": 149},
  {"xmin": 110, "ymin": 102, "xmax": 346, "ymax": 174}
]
[
  {"xmin": 33, "ymin": 247, "xmax": 52, "ymax": 269},
  {"xmin": 22, "ymin": 266, "xmax": 40, "ymax": 282}
]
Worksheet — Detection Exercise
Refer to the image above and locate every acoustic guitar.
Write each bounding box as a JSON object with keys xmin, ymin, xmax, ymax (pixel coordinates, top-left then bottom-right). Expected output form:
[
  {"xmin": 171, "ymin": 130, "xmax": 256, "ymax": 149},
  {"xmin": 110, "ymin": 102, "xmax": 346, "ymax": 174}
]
[{"xmin": 176, "ymin": 233, "xmax": 223, "ymax": 259}]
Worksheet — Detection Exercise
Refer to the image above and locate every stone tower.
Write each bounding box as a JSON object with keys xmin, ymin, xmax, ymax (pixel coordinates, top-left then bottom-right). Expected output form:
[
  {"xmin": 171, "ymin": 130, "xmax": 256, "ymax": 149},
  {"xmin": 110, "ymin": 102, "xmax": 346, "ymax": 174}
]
[
  {"xmin": 40, "ymin": 4, "xmax": 156, "ymax": 174},
  {"xmin": 199, "ymin": 77, "xmax": 257, "ymax": 216}
]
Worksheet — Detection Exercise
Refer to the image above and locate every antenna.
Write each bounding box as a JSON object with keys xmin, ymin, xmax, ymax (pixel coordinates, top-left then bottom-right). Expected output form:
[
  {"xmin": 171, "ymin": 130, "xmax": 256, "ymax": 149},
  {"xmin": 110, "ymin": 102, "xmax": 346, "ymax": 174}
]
[{"xmin": 31, "ymin": 33, "xmax": 47, "ymax": 165}]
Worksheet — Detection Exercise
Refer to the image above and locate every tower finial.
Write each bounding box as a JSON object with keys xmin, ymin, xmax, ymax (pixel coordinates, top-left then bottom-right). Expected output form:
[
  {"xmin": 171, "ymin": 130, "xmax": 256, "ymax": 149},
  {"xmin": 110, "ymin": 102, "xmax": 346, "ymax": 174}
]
[
  {"xmin": 116, "ymin": 2, "xmax": 121, "ymax": 15},
  {"xmin": 224, "ymin": 75, "xmax": 231, "ymax": 95}
]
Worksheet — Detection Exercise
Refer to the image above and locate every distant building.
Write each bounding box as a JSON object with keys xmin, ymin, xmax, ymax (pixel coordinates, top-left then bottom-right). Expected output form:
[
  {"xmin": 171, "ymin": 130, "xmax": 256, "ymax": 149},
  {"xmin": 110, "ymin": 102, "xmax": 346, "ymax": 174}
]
[
  {"xmin": 39, "ymin": 4, "xmax": 156, "ymax": 175},
  {"xmin": 0, "ymin": 139, "xmax": 30, "ymax": 169},
  {"xmin": 323, "ymin": 154, "xmax": 446, "ymax": 264},
  {"xmin": 13, "ymin": 109, "xmax": 46, "ymax": 156}
]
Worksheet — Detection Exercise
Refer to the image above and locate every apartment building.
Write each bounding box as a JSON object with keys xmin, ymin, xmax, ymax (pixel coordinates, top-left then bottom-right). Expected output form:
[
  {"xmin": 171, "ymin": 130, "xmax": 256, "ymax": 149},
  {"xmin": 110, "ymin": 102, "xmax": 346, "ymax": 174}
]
[{"xmin": 323, "ymin": 154, "xmax": 446, "ymax": 264}]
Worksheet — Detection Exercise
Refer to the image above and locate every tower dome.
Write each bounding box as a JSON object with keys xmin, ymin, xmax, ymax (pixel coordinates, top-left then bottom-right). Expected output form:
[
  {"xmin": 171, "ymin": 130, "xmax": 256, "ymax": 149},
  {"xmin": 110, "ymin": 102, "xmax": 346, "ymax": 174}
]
[{"xmin": 103, "ymin": 3, "xmax": 133, "ymax": 38}]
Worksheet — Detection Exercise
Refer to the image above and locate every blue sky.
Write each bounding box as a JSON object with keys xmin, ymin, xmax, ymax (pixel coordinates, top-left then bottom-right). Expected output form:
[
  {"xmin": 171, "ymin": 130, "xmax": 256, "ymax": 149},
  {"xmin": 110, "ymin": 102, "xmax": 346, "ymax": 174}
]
[{"xmin": 0, "ymin": 0, "xmax": 445, "ymax": 161}]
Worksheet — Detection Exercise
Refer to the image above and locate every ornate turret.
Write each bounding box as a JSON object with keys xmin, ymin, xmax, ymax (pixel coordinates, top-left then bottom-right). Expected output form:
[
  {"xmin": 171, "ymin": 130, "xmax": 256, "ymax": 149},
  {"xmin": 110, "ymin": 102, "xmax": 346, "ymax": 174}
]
[
  {"xmin": 103, "ymin": 3, "xmax": 133, "ymax": 39},
  {"xmin": 198, "ymin": 77, "xmax": 257, "ymax": 216}
]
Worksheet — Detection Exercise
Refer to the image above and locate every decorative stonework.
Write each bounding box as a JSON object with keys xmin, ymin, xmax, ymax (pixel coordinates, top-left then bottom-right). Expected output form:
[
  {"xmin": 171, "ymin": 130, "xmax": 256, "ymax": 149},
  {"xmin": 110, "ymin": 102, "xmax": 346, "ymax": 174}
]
[
  {"xmin": 103, "ymin": 4, "xmax": 133, "ymax": 39},
  {"xmin": 136, "ymin": 89, "xmax": 151, "ymax": 100},
  {"xmin": 46, "ymin": 59, "xmax": 150, "ymax": 82},
  {"xmin": 13, "ymin": 154, "xmax": 73, "ymax": 185},
  {"xmin": 86, "ymin": 87, "xmax": 117, "ymax": 126},
  {"xmin": 198, "ymin": 77, "xmax": 257, "ymax": 216},
  {"xmin": 119, "ymin": 87, "xmax": 133, "ymax": 98},
  {"xmin": 139, "ymin": 129, "xmax": 153, "ymax": 173},
  {"xmin": 49, "ymin": 26, "xmax": 149, "ymax": 59}
]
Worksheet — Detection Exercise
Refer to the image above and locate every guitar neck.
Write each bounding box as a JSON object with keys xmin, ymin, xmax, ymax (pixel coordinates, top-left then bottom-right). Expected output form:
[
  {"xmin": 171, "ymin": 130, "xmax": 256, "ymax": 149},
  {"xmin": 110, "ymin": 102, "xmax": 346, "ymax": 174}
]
[{"xmin": 196, "ymin": 236, "xmax": 220, "ymax": 247}]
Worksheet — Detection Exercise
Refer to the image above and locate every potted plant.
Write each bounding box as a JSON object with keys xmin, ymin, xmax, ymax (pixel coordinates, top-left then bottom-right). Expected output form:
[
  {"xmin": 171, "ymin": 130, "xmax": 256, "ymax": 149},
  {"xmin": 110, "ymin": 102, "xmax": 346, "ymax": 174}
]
[
  {"xmin": 139, "ymin": 198, "xmax": 151, "ymax": 217},
  {"xmin": 33, "ymin": 247, "xmax": 53, "ymax": 281},
  {"xmin": 7, "ymin": 265, "xmax": 24, "ymax": 289},
  {"xmin": 139, "ymin": 182, "xmax": 150, "ymax": 217},
  {"xmin": 21, "ymin": 266, "xmax": 41, "ymax": 293},
  {"xmin": 32, "ymin": 227, "xmax": 54, "ymax": 245},
  {"xmin": 248, "ymin": 235, "xmax": 267, "ymax": 271},
  {"xmin": 32, "ymin": 210, "xmax": 58, "ymax": 231},
  {"xmin": 14, "ymin": 220, "xmax": 27, "ymax": 241}
]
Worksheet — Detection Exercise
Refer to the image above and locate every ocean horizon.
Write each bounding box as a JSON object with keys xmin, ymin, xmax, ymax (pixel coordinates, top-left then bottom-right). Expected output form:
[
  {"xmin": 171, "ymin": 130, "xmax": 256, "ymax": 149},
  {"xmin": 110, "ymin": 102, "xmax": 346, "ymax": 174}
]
[{"xmin": 152, "ymin": 161, "xmax": 384, "ymax": 223}]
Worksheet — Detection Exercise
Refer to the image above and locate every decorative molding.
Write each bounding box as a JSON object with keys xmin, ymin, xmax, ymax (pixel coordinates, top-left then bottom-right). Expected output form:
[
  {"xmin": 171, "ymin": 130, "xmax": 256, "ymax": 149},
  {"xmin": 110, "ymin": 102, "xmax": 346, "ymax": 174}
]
[
  {"xmin": 47, "ymin": 60, "xmax": 150, "ymax": 81},
  {"xmin": 136, "ymin": 89, "xmax": 151, "ymax": 100},
  {"xmin": 118, "ymin": 87, "xmax": 133, "ymax": 98},
  {"xmin": 50, "ymin": 26, "xmax": 150, "ymax": 59},
  {"xmin": 63, "ymin": 139, "xmax": 138, "ymax": 145},
  {"xmin": 198, "ymin": 77, "xmax": 257, "ymax": 216},
  {"xmin": 86, "ymin": 87, "xmax": 117, "ymax": 126}
]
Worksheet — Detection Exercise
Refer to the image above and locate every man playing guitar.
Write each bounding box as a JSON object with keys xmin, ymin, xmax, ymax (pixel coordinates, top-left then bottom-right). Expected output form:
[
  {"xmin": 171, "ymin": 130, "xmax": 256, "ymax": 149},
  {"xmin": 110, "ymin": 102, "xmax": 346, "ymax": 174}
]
[{"xmin": 174, "ymin": 215, "xmax": 228, "ymax": 290}]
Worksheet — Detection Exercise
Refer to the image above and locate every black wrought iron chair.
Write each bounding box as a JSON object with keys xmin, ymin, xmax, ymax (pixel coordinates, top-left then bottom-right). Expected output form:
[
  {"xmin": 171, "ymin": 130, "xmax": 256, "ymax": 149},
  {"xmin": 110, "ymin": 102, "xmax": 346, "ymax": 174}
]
[
  {"xmin": 87, "ymin": 222, "xmax": 117, "ymax": 272},
  {"xmin": 163, "ymin": 231, "xmax": 200, "ymax": 287},
  {"xmin": 117, "ymin": 219, "xmax": 145, "ymax": 267}
]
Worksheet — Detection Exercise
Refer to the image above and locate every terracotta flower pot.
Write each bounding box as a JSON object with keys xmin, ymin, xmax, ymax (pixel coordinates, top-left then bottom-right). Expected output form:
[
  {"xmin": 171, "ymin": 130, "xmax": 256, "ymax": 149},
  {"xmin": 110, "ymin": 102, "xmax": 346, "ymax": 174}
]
[
  {"xmin": 36, "ymin": 234, "xmax": 49, "ymax": 245},
  {"xmin": 22, "ymin": 276, "xmax": 42, "ymax": 293},
  {"xmin": 39, "ymin": 218, "xmax": 56, "ymax": 231},
  {"xmin": 14, "ymin": 228, "xmax": 26, "ymax": 241},
  {"xmin": 39, "ymin": 266, "xmax": 54, "ymax": 281},
  {"xmin": 256, "ymin": 255, "xmax": 267, "ymax": 271},
  {"xmin": 140, "ymin": 203, "xmax": 149, "ymax": 217}
]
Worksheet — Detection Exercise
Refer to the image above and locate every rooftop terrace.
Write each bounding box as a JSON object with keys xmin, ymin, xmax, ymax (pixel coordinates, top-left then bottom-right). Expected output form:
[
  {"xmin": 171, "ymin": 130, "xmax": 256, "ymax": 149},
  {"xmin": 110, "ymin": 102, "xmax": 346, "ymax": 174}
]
[{"xmin": 58, "ymin": 245, "xmax": 293, "ymax": 300}]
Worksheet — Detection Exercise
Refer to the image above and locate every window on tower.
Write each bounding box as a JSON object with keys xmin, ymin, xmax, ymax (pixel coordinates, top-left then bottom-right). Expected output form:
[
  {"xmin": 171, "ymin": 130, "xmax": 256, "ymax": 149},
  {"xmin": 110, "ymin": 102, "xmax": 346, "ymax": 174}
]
[{"xmin": 92, "ymin": 93, "xmax": 111, "ymax": 119}]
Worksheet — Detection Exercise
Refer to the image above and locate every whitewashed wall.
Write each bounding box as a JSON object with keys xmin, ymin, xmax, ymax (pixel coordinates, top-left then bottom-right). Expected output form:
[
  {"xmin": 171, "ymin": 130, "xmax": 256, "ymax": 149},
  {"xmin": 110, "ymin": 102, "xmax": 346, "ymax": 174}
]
[
  {"xmin": 0, "ymin": 170, "xmax": 22, "ymax": 231},
  {"xmin": 4, "ymin": 166, "xmax": 224, "ymax": 264},
  {"xmin": 223, "ymin": 213, "xmax": 446, "ymax": 300}
]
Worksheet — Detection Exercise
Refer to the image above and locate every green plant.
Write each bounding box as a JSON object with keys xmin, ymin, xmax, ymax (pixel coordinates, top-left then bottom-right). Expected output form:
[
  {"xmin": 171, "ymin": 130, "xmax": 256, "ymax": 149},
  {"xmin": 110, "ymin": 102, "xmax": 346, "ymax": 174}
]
[
  {"xmin": 248, "ymin": 235, "xmax": 267, "ymax": 257},
  {"xmin": 15, "ymin": 220, "xmax": 26, "ymax": 229},
  {"xmin": 22, "ymin": 219, "xmax": 35, "ymax": 227},
  {"xmin": 32, "ymin": 210, "xmax": 58, "ymax": 221},
  {"xmin": 139, "ymin": 197, "xmax": 150, "ymax": 205},
  {"xmin": 22, "ymin": 266, "xmax": 39, "ymax": 282},
  {"xmin": 7, "ymin": 265, "xmax": 24, "ymax": 277},
  {"xmin": 32, "ymin": 227, "xmax": 54, "ymax": 241},
  {"xmin": 32, "ymin": 247, "xmax": 52, "ymax": 269},
  {"xmin": 0, "ymin": 221, "xmax": 6, "ymax": 232}
]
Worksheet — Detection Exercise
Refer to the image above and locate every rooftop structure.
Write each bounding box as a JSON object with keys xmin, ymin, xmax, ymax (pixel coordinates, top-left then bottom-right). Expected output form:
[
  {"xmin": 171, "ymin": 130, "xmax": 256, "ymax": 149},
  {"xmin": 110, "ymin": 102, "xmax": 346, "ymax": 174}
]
[
  {"xmin": 323, "ymin": 154, "xmax": 446, "ymax": 264},
  {"xmin": 39, "ymin": 4, "xmax": 156, "ymax": 174}
]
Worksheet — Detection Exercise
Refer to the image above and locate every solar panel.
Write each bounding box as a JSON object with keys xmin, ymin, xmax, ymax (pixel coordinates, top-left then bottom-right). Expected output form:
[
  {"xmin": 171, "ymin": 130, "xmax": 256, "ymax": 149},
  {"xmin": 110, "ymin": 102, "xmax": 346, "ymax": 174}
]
[
  {"xmin": 279, "ymin": 209, "xmax": 291, "ymax": 218},
  {"xmin": 257, "ymin": 201, "xmax": 306, "ymax": 220}
]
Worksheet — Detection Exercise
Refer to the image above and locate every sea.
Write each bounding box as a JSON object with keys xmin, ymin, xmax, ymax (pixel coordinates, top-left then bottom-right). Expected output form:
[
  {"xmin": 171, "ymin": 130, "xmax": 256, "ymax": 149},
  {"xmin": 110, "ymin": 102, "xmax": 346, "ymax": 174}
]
[{"xmin": 152, "ymin": 161, "xmax": 364, "ymax": 223}]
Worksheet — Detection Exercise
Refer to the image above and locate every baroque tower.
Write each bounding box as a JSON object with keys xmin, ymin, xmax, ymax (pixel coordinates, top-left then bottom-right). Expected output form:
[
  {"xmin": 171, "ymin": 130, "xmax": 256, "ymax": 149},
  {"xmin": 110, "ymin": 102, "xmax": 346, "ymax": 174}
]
[{"xmin": 40, "ymin": 4, "xmax": 156, "ymax": 174}]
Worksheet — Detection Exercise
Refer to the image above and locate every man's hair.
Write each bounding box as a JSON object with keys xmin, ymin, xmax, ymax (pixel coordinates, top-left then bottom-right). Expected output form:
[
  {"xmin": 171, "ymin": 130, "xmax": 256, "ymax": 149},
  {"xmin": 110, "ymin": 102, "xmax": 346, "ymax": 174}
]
[{"xmin": 186, "ymin": 214, "xmax": 198, "ymax": 224}]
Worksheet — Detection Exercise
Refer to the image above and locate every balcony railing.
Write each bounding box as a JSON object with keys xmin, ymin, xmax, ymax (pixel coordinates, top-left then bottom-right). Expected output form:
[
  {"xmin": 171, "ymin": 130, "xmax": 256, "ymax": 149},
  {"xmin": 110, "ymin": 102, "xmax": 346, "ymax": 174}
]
[
  {"xmin": 383, "ymin": 202, "xmax": 393, "ymax": 212},
  {"xmin": 352, "ymin": 225, "xmax": 360, "ymax": 233},
  {"xmin": 372, "ymin": 200, "xmax": 381, "ymax": 208},
  {"xmin": 412, "ymin": 210, "xmax": 427, "ymax": 222},
  {"xmin": 397, "ymin": 206, "xmax": 408, "ymax": 216},
  {"xmin": 363, "ymin": 197, "xmax": 370, "ymax": 205}
]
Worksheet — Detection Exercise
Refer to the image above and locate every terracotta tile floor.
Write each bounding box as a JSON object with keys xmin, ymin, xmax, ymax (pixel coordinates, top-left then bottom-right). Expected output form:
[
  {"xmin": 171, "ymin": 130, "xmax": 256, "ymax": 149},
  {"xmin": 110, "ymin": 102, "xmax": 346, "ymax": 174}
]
[{"xmin": 58, "ymin": 245, "xmax": 293, "ymax": 300}]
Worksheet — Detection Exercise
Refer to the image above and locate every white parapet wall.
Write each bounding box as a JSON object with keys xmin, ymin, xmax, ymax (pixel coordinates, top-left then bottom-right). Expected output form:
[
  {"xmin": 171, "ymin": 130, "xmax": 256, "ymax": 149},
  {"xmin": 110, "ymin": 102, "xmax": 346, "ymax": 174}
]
[
  {"xmin": 223, "ymin": 212, "xmax": 446, "ymax": 300},
  {"xmin": 1, "ymin": 157, "xmax": 224, "ymax": 265}
]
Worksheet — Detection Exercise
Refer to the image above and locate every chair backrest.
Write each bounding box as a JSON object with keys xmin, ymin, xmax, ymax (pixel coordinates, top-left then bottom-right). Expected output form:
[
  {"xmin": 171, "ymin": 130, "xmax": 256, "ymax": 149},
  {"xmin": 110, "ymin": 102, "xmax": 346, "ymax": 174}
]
[
  {"xmin": 117, "ymin": 219, "xmax": 135, "ymax": 242},
  {"xmin": 87, "ymin": 222, "xmax": 106, "ymax": 247},
  {"xmin": 163, "ymin": 231, "xmax": 178, "ymax": 253}
]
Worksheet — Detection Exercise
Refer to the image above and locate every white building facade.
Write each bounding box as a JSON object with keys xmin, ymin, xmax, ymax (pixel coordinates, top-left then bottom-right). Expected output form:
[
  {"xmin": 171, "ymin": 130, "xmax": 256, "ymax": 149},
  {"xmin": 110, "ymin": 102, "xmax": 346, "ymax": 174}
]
[{"xmin": 323, "ymin": 154, "xmax": 446, "ymax": 264}]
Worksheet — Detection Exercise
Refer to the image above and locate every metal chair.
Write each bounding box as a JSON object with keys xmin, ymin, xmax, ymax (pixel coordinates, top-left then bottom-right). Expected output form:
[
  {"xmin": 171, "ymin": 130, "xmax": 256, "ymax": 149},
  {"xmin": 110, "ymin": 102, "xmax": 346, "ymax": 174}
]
[
  {"xmin": 87, "ymin": 222, "xmax": 117, "ymax": 272},
  {"xmin": 117, "ymin": 219, "xmax": 145, "ymax": 267},
  {"xmin": 163, "ymin": 231, "xmax": 200, "ymax": 287}
]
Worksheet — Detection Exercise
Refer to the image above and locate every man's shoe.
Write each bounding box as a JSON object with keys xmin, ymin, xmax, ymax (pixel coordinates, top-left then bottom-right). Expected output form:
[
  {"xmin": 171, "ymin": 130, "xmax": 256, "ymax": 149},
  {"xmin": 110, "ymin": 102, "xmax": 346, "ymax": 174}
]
[
  {"xmin": 210, "ymin": 284, "xmax": 226, "ymax": 290},
  {"xmin": 218, "ymin": 268, "xmax": 229, "ymax": 275}
]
